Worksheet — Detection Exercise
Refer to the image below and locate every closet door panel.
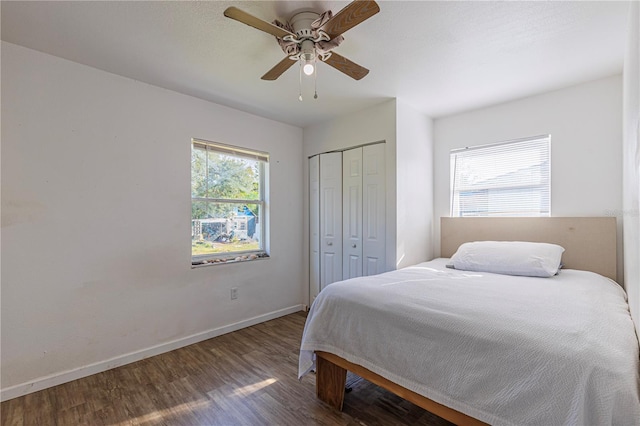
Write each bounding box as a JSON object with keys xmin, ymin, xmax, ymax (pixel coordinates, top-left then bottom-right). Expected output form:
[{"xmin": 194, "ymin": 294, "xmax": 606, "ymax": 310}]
[
  {"xmin": 309, "ymin": 155, "xmax": 321, "ymax": 302},
  {"xmin": 342, "ymin": 147, "xmax": 363, "ymax": 279},
  {"xmin": 362, "ymin": 143, "xmax": 386, "ymax": 276},
  {"xmin": 319, "ymin": 152, "xmax": 343, "ymax": 289}
]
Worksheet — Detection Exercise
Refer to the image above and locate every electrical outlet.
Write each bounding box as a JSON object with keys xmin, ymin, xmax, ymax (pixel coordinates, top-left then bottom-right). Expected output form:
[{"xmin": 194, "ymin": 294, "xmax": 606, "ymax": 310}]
[{"xmin": 230, "ymin": 287, "xmax": 238, "ymax": 300}]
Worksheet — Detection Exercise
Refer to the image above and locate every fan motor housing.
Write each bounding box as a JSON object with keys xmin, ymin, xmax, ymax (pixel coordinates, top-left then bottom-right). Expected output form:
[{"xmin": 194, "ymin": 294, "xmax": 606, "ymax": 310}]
[{"xmin": 290, "ymin": 11, "xmax": 319, "ymax": 39}]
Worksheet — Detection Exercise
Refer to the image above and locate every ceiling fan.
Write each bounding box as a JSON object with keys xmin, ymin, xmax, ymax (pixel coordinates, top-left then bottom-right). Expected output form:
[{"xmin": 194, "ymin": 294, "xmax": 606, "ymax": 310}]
[{"xmin": 224, "ymin": 0, "xmax": 380, "ymax": 82}]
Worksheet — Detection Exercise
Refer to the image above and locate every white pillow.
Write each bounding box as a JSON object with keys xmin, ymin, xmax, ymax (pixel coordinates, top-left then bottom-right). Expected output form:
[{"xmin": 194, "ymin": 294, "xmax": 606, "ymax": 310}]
[{"xmin": 450, "ymin": 241, "xmax": 565, "ymax": 278}]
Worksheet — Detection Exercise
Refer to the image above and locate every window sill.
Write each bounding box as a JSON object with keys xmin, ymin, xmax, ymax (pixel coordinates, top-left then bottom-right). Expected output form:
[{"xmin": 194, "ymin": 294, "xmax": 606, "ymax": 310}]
[{"xmin": 191, "ymin": 252, "xmax": 269, "ymax": 268}]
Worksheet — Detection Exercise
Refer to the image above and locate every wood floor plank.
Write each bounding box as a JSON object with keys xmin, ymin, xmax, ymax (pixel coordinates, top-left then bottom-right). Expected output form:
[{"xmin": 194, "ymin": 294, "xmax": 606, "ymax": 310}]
[
  {"xmin": 0, "ymin": 398, "xmax": 23, "ymax": 426},
  {"xmin": 1, "ymin": 312, "xmax": 454, "ymax": 425},
  {"xmin": 20, "ymin": 389, "xmax": 56, "ymax": 425}
]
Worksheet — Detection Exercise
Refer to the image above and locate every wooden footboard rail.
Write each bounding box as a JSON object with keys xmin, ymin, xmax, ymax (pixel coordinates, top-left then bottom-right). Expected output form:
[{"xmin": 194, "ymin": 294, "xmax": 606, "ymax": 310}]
[{"xmin": 315, "ymin": 351, "xmax": 488, "ymax": 426}]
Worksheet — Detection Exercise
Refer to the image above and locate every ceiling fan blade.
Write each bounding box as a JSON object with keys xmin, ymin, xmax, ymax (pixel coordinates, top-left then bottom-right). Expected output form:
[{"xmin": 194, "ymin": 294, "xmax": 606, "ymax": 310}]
[
  {"xmin": 224, "ymin": 7, "xmax": 296, "ymax": 39},
  {"xmin": 323, "ymin": 52, "xmax": 369, "ymax": 80},
  {"xmin": 321, "ymin": 0, "xmax": 380, "ymax": 40},
  {"xmin": 262, "ymin": 57, "xmax": 296, "ymax": 80}
]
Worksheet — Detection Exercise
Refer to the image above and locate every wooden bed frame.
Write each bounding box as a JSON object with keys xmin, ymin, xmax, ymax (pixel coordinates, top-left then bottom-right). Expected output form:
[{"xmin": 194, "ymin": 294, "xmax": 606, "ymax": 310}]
[{"xmin": 314, "ymin": 217, "xmax": 617, "ymax": 425}]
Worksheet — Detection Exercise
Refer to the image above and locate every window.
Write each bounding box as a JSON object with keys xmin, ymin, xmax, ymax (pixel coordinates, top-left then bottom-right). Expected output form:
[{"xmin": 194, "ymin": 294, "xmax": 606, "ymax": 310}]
[
  {"xmin": 450, "ymin": 135, "xmax": 550, "ymax": 217},
  {"xmin": 191, "ymin": 139, "xmax": 268, "ymax": 265}
]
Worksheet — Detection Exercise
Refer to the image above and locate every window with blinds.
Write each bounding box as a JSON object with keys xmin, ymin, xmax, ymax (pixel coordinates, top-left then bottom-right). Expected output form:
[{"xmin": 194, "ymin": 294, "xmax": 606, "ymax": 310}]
[
  {"xmin": 450, "ymin": 135, "xmax": 550, "ymax": 217},
  {"xmin": 191, "ymin": 139, "xmax": 268, "ymax": 265}
]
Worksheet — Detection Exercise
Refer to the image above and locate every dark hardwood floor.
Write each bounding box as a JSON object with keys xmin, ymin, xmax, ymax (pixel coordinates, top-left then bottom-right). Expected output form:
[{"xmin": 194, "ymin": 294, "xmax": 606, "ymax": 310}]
[{"xmin": 1, "ymin": 311, "xmax": 453, "ymax": 425}]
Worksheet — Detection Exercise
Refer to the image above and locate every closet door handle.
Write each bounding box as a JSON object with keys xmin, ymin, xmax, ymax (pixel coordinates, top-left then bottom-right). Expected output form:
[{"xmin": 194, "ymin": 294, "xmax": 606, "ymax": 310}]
[
  {"xmin": 352, "ymin": 244, "xmax": 357, "ymax": 248},
  {"xmin": 327, "ymin": 241, "xmax": 333, "ymax": 246}
]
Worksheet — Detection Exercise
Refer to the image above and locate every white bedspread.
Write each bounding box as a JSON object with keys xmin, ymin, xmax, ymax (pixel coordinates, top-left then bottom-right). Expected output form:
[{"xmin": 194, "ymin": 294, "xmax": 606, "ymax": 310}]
[{"xmin": 299, "ymin": 258, "xmax": 640, "ymax": 426}]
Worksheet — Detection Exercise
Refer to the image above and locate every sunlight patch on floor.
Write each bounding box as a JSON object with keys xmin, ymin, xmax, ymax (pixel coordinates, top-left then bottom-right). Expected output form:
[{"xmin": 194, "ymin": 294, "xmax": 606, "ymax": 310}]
[
  {"xmin": 232, "ymin": 378, "xmax": 277, "ymax": 397},
  {"xmin": 113, "ymin": 399, "xmax": 210, "ymax": 425}
]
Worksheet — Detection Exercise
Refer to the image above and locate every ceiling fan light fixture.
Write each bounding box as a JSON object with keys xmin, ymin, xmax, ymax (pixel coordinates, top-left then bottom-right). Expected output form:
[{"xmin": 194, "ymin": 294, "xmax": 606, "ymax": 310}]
[
  {"xmin": 303, "ymin": 63, "xmax": 315, "ymax": 76},
  {"xmin": 300, "ymin": 42, "xmax": 316, "ymax": 76},
  {"xmin": 302, "ymin": 59, "xmax": 315, "ymax": 76},
  {"xmin": 299, "ymin": 49, "xmax": 318, "ymax": 101}
]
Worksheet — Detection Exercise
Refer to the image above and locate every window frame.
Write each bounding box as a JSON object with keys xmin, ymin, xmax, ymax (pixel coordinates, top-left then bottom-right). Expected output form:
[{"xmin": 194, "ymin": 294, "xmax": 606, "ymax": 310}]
[
  {"xmin": 191, "ymin": 138, "xmax": 268, "ymax": 265},
  {"xmin": 450, "ymin": 135, "xmax": 551, "ymax": 217}
]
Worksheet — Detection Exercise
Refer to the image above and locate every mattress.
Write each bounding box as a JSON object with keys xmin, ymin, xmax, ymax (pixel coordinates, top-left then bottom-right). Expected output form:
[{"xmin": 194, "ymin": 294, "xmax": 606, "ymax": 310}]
[{"xmin": 299, "ymin": 258, "xmax": 640, "ymax": 426}]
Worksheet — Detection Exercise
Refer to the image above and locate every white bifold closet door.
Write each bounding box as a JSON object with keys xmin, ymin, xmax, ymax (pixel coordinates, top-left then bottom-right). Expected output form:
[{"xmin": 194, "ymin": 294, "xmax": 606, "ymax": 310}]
[
  {"xmin": 342, "ymin": 144, "xmax": 386, "ymax": 279},
  {"xmin": 309, "ymin": 143, "xmax": 385, "ymax": 303},
  {"xmin": 319, "ymin": 152, "xmax": 343, "ymax": 291},
  {"xmin": 342, "ymin": 148, "xmax": 363, "ymax": 279}
]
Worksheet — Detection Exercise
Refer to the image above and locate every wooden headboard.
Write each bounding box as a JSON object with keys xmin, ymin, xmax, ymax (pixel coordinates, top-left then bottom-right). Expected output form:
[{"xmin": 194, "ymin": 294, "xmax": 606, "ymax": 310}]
[{"xmin": 441, "ymin": 217, "xmax": 617, "ymax": 282}]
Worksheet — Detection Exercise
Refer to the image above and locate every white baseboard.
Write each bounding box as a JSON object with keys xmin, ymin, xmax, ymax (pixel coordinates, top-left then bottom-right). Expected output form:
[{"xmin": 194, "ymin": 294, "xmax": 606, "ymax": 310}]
[{"xmin": 0, "ymin": 304, "xmax": 304, "ymax": 402}]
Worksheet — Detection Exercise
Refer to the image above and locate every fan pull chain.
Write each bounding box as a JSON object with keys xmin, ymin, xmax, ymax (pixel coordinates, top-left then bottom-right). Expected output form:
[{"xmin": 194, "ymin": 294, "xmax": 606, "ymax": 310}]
[
  {"xmin": 298, "ymin": 60, "xmax": 303, "ymax": 102},
  {"xmin": 313, "ymin": 59, "xmax": 318, "ymax": 99}
]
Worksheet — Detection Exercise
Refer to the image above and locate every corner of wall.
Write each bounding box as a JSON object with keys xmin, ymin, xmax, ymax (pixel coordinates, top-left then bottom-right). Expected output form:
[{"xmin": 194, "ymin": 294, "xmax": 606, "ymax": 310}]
[
  {"xmin": 622, "ymin": 0, "xmax": 640, "ymax": 330},
  {"xmin": 395, "ymin": 100, "xmax": 435, "ymax": 268}
]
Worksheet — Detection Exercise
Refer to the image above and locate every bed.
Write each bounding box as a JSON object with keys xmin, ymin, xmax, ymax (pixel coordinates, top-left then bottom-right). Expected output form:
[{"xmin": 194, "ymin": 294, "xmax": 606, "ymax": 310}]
[{"xmin": 299, "ymin": 217, "xmax": 640, "ymax": 426}]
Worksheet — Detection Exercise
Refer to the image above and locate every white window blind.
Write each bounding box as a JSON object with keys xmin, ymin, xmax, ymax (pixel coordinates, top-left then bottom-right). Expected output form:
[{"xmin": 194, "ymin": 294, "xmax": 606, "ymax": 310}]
[
  {"xmin": 192, "ymin": 139, "xmax": 269, "ymax": 163},
  {"xmin": 450, "ymin": 135, "xmax": 550, "ymax": 217}
]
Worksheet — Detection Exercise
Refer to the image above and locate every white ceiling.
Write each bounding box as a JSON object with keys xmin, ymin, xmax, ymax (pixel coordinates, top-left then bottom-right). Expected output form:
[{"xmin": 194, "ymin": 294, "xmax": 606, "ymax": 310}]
[{"xmin": 1, "ymin": 1, "xmax": 630, "ymax": 127}]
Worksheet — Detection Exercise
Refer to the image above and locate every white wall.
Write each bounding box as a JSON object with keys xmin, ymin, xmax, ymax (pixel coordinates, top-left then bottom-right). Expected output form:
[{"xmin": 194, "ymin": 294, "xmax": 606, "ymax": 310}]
[
  {"xmin": 1, "ymin": 42, "xmax": 304, "ymax": 399},
  {"xmin": 623, "ymin": 2, "xmax": 640, "ymax": 329},
  {"xmin": 434, "ymin": 75, "xmax": 623, "ymax": 281},
  {"xmin": 396, "ymin": 101, "xmax": 434, "ymax": 268}
]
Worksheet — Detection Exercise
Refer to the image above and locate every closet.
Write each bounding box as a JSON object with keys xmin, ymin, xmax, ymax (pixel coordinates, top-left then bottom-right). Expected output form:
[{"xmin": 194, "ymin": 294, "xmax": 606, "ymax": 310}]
[{"xmin": 310, "ymin": 143, "xmax": 386, "ymax": 302}]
